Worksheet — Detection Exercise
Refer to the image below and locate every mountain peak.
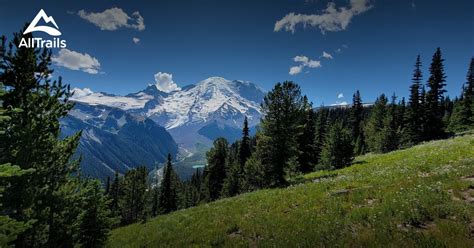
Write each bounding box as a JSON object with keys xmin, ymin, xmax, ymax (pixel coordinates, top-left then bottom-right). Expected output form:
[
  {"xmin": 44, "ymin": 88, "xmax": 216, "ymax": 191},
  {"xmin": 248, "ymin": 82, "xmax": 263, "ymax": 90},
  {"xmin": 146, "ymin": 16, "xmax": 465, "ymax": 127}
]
[{"xmin": 197, "ymin": 76, "xmax": 231, "ymax": 86}]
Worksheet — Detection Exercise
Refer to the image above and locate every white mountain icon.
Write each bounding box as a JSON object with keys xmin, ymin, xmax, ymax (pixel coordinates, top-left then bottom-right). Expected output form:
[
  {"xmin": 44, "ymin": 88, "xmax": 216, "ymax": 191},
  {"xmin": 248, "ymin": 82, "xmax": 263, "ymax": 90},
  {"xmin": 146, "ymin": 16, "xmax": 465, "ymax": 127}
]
[{"xmin": 24, "ymin": 9, "xmax": 61, "ymax": 36}]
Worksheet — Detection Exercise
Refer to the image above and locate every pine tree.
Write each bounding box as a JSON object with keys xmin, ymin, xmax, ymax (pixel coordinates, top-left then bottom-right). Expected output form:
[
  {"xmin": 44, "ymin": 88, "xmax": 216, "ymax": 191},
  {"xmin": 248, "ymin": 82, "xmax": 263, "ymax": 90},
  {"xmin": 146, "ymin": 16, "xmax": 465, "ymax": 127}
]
[
  {"xmin": 109, "ymin": 171, "xmax": 121, "ymax": 216},
  {"xmin": 297, "ymin": 96, "xmax": 317, "ymax": 173},
  {"xmin": 313, "ymin": 108, "xmax": 328, "ymax": 164},
  {"xmin": 424, "ymin": 48, "xmax": 447, "ymax": 140},
  {"xmin": 105, "ymin": 176, "xmax": 111, "ymax": 195},
  {"xmin": 256, "ymin": 81, "xmax": 304, "ymax": 187},
  {"xmin": 350, "ymin": 90, "xmax": 365, "ymax": 155},
  {"xmin": 158, "ymin": 154, "xmax": 179, "ymax": 214},
  {"xmin": 379, "ymin": 95, "xmax": 400, "ymax": 152},
  {"xmin": 0, "ymin": 92, "xmax": 33, "ymax": 246},
  {"xmin": 222, "ymin": 141, "xmax": 241, "ymax": 197},
  {"xmin": 120, "ymin": 167, "xmax": 148, "ymax": 223},
  {"xmin": 448, "ymin": 58, "xmax": 474, "ymax": 132},
  {"xmin": 364, "ymin": 94, "xmax": 388, "ymax": 152},
  {"xmin": 0, "ymin": 27, "xmax": 82, "ymax": 246},
  {"xmin": 403, "ymin": 55, "xmax": 424, "ymax": 145},
  {"xmin": 320, "ymin": 122, "xmax": 354, "ymax": 170},
  {"xmin": 239, "ymin": 116, "xmax": 251, "ymax": 170},
  {"xmin": 204, "ymin": 138, "xmax": 228, "ymax": 200},
  {"xmin": 466, "ymin": 58, "xmax": 474, "ymax": 124},
  {"xmin": 74, "ymin": 180, "xmax": 113, "ymax": 248}
]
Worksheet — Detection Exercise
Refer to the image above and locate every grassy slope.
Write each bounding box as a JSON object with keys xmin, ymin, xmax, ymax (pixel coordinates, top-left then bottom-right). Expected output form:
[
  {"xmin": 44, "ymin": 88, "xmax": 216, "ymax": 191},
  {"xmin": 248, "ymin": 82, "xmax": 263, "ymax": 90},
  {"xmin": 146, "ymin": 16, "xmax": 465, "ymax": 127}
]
[{"xmin": 108, "ymin": 135, "xmax": 474, "ymax": 247}]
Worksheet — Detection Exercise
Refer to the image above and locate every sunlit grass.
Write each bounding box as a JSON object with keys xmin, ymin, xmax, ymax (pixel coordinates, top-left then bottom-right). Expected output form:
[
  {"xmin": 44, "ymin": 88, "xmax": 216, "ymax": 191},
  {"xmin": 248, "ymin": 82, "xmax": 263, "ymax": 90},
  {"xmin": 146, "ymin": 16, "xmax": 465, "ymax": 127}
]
[{"xmin": 108, "ymin": 134, "xmax": 474, "ymax": 247}]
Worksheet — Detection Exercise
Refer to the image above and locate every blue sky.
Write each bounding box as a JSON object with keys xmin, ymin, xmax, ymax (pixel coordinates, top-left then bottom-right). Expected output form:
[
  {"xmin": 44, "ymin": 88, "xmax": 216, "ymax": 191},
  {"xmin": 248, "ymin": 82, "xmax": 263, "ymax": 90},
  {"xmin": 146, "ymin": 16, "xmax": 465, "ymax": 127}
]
[{"xmin": 1, "ymin": 0, "xmax": 473, "ymax": 105}]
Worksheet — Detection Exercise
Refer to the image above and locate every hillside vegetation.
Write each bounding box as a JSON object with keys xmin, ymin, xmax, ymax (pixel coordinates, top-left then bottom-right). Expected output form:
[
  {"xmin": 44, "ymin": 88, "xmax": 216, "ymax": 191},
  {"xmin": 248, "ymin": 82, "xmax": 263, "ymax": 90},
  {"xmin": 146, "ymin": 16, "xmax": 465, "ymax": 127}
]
[{"xmin": 108, "ymin": 134, "xmax": 474, "ymax": 247}]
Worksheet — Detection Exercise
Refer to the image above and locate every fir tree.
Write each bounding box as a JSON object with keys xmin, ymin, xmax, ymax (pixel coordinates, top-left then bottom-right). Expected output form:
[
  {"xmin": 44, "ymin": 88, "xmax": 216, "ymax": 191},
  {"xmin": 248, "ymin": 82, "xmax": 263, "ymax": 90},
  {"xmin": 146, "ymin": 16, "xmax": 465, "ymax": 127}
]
[
  {"xmin": 239, "ymin": 116, "xmax": 251, "ymax": 170},
  {"xmin": 0, "ymin": 27, "xmax": 81, "ymax": 246},
  {"xmin": 403, "ymin": 55, "xmax": 424, "ymax": 145},
  {"xmin": 256, "ymin": 81, "xmax": 304, "ymax": 187},
  {"xmin": 424, "ymin": 48, "xmax": 447, "ymax": 140},
  {"xmin": 105, "ymin": 176, "xmax": 111, "ymax": 195},
  {"xmin": 74, "ymin": 180, "xmax": 113, "ymax": 248},
  {"xmin": 121, "ymin": 167, "xmax": 148, "ymax": 223},
  {"xmin": 204, "ymin": 138, "xmax": 228, "ymax": 200},
  {"xmin": 297, "ymin": 96, "xmax": 317, "ymax": 173},
  {"xmin": 349, "ymin": 90, "xmax": 365, "ymax": 155},
  {"xmin": 109, "ymin": 171, "xmax": 121, "ymax": 216},
  {"xmin": 379, "ymin": 94, "xmax": 400, "ymax": 152},
  {"xmin": 158, "ymin": 154, "xmax": 179, "ymax": 214},
  {"xmin": 448, "ymin": 58, "xmax": 474, "ymax": 131},
  {"xmin": 365, "ymin": 94, "xmax": 388, "ymax": 152},
  {"xmin": 313, "ymin": 108, "xmax": 328, "ymax": 164},
  {"xmin": 320, "ymin": 122, "xmax": 354, "ymax": 170}
]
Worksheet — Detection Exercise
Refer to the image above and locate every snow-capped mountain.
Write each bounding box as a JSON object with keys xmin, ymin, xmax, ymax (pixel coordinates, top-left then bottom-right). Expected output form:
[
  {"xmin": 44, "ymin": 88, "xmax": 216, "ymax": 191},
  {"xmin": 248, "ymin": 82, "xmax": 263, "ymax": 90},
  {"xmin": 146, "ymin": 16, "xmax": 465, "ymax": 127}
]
[
  {"xmin": 61, "ymin": 102, "xmax": 178, "ymax": 180},
  {"xmin": 71, "ymin": 76, "xmax": 265, "ymax": 150}
]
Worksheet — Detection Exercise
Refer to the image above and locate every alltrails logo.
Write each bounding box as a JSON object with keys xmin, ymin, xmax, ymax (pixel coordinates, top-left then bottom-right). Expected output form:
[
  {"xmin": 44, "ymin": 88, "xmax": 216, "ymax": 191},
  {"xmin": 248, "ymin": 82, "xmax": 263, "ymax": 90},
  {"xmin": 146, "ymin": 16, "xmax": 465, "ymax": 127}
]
[{"xmin": 19, "ymin": 9, "xmax": 67, "ymax": 48}]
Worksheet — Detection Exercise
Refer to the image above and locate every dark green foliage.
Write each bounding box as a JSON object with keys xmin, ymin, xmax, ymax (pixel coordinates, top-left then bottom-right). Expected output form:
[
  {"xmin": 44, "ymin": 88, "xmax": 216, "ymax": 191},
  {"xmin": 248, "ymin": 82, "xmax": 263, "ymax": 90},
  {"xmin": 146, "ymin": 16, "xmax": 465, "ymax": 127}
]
[
  {"xmin": 204, "ymin": 138, "xmax": 228, "ymax": 200},
  {"xmin": 158, "ymin": 154, "xmax": 179, "ymax": 214},
  {"xmin": 74, "ymin": 180, "xmax": 114, "ymax": 248},
  {"xmin": 297, "ymin": 96, "xmax": 317, "ymax": 173},
  {"xmin": 320, "ymin": 122, "xmax": 354, "ymax": 170},
  {"xmin": 379, "ymin": 95, "xmax": 400, "ymax": 152},
  {"xmin": 120, "ymin": 167, "xmax": 148, "ymax": 223},
  {"xmin": 222, "ymin": 141, "xmax": 241, "ymax": 197},
  {"xmin": 448, "ymin": 58, "xmax": 474, "ymax": 132},
  {"xmin": 424, "ymin": 48, "xmax": 447, "ymax": 140},
  {"xmin": 365, "ymin": 94, "xmax": 388, "ymax": 153},
  {"xmin": 256, "ymin": 81, "xmax": 304, "ymax": 187},
  {"xmin": 239, "ymin": 116, "xmax": 252, "ymax": 169},
  {"xmin": 313, "ymin": 108, "xmax": 328, "ymax": 164},
  {"xmin": 241, "ymin": 151, "xmax": 266, "ymax": 192},
  {"xmin": 109, "ymin": 171, "xmax": 121, "ymax": 216},
  {"xmin": 350, "ymin": 90, "xmax": 366, "ymax": 155},
  {"xmin": 403, "ymin": 56, "xmax": 424, "ymax": 146},
  {"xmin": 0, "ymin": 27, "xmax": 83, "ymax": 247},
  {"xmin": 181, "ymin": 169, "xmax": 203, "ymax": 208}
]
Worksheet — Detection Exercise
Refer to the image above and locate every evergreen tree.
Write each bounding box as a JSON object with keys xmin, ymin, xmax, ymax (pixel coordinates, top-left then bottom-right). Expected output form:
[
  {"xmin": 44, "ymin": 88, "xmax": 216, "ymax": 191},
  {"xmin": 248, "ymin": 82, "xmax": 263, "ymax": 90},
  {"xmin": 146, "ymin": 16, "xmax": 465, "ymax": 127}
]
[
  {"xmin": 256, "ymin": 81, "xmax": 304, "ymax": 187},
  {"xmin": 349, "ymin": 90, "xmax": 365, "ymax": 155},
  {"xmin": 104, "ymin": 176, "xmax": 111, "ymax": 195},
  {"xmin": 158, "ymin": 154, "xmax": 179, "ymax": 214},
  {"xmin": 448, "ymin": 58, "xmax": 474, "ymax": 132},
  {"xmin": 379, "ymin": 94, "xmax": 400, "ymax": 152},
  {"xmin": 320, "ymin": 122, "xmax": 354, "ymax": 170},
  {"xmin": 313, "ymin": 108, "xmax": 328, "ymax": 164},
  {"xmin": 0, "ymin": 27, "xmax": 82, "ymax": 246},
  {"xmin": 364, "ymin": 94, "xmax": 388, "ymax": 152},
  {"xmin": 467, "ymin": 58, "xmax": 474, "ymax": 124},
  {"xmin": 120, "ymin": 167, "xmax": 148, "ymax": 223},
  {"xmin": 239, "ymin": 116, "xmax": 251, "ymax": 170},
  {"xmin": 424, "ymin": 48, "xmax": 447, "ymax": 140},
  {"xmin": 0, "ymin": 83, "xmax": 33, "ymax": 247},
  {"xmin": 204, "ymin": 138, "xmax": 228, "ymax": 200},
  {"xmin": 74, "ymin": 180, "xmax": 113, "ymax": 248},
  {"xmin": 222, "ymin": 141, "xmax": 241, "ymax": 197},
  {"xmin": 297, "ymin": 96, "xmax": 317, "ymax": 173},
  {"xmin": 403, "ymin": 56, "xmax": 424, "ymax": 145},
  {"xmin": 109, "ymin": 171, "xmax": 121, "ymax": 217}
]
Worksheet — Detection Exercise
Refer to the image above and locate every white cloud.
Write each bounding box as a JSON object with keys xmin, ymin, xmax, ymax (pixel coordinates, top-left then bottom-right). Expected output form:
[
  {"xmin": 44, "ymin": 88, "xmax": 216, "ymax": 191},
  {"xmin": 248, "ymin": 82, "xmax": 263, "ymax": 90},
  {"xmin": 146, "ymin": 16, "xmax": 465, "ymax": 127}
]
[
  {"xmin": 72, "ymin": 87, "xmax": 94, "ymax": 98},
  {"xmin": 337, "ymin": 93, "xmax": 344, "ymax": 99},
  {"xmin": 289, "ymin": 55, "xmax": 321, "ymax": 75},
  {"xmin": 153, "ymin": 72, "xmax": 181, "ymax": 93},
  {"xmin": 289, "ymin": 65, "xmax": 303, "ymax": 75},
  {"xmin": 78, "ymin": 7, "xmax": 145, "ymax": 31},
  {"xmin": 274, "ymin": 0, "xmax": 373, "ymax": 34},
  {"xmin": 322, "ymin": 51, "xmax": 333, "ymax": 59},
  {"xmin": 52, "ymin": 49, "xmax": 101, "ymax": 74},
  {"xmin": 133, "ymin": 37, "xmax": 140, "ymax": 44}
]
